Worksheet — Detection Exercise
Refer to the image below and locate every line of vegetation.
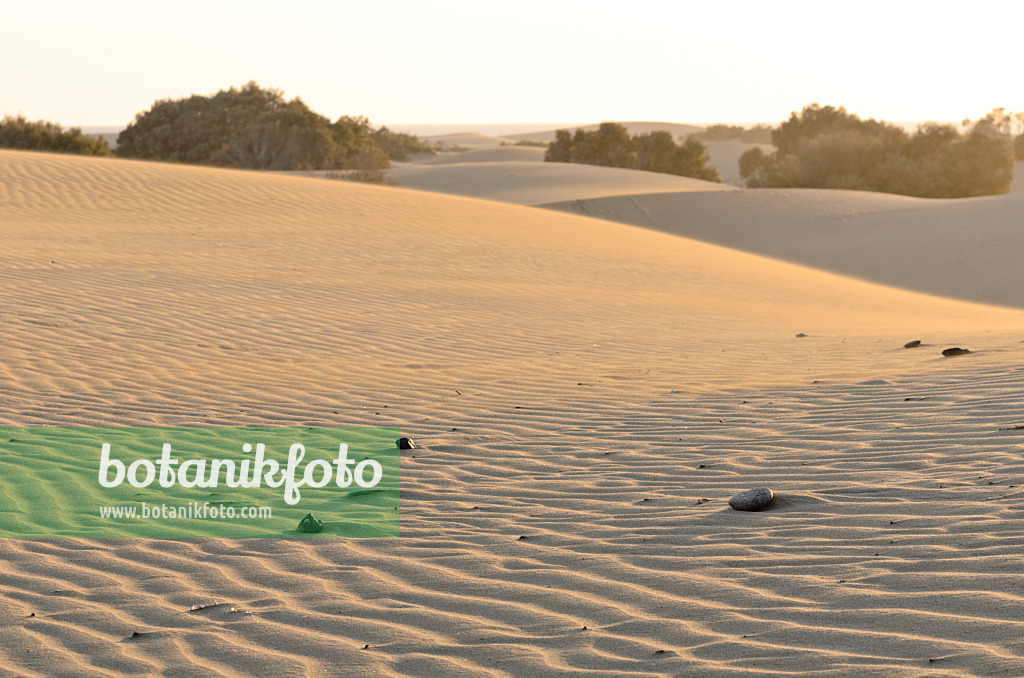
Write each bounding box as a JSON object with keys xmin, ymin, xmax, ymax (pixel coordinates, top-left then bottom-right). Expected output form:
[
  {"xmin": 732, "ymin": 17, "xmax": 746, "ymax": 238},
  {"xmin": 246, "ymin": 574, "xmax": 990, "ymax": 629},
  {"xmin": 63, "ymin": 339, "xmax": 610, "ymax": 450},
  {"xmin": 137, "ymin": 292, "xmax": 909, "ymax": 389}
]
[
  {"xmin": 690, "ymin": 124, "xmax": 773, "ymax": 144},
  {"xmin": 500, "ymin": 140, "xmax": 548, "ymax": 147},
  {"xmin": 544, "ymin": 122, "xmax": 721, "ymax": 182},
  {"xmin": 740, "ymin": 104, "xmax": 1020, "ymax": 198},
  {"xmin": 114, "ymin": 82, "xmax": 436, "ymax": 176},
  {"xmin": 0, "ymin": 115, "xmax": 112, "ymax": 156},
  {"xmin": 371, "ymin": 126, "xmax": 440, "ymax": 161}
]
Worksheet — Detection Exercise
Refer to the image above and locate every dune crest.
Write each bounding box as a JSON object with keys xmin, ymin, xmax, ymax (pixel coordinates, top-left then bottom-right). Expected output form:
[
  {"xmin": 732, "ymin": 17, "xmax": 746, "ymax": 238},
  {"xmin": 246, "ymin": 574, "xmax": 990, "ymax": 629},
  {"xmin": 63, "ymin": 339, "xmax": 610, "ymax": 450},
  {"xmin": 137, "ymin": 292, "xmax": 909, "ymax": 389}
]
[{"xmin": 545, "ymin": 187, "xmax": 1024, "ymax": 308}]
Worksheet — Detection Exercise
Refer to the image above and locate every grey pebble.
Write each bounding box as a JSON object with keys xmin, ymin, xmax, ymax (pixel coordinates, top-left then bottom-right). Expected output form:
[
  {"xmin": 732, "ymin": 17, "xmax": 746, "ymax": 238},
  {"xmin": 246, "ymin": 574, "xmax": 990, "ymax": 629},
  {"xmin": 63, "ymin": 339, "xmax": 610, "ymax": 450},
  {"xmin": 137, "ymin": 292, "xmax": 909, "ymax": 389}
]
[
  {"xmin": 904, "ymin": 340, "xmax": 921, "ymax": 348},
  {"xmin": 941, "ymin": 347, "xmax": 970, "ymax": 357},
  {"xmin": 729, "ymin": 488, "xmax": 774, "ymax": 511}
]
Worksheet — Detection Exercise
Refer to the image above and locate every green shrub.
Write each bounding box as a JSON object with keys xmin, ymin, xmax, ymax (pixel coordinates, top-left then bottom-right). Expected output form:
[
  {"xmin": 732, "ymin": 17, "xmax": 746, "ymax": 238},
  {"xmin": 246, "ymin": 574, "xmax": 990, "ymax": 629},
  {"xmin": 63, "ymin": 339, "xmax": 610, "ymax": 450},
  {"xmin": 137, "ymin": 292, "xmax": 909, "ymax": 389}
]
[
  {"xmin": 117, "ymin": 82, "xmax": 390, "ymax": 171},
  {"xmin": 692, "ymin": 123, "xmax": 773, "ymax": 144},
  {"xmin": 0, "ymin": 115, "xmax": 111, "ymax": 156},
  {"xmin": 740, "ymin": 104, "xmax": 1014, "ymax": 197},
  {"xmin": 372, "ymin": 126, "xmax": 438, "ymax": 161},
  {"xmin": 545, "ymin": 122, "xmax": 720, "ymax": 182}
]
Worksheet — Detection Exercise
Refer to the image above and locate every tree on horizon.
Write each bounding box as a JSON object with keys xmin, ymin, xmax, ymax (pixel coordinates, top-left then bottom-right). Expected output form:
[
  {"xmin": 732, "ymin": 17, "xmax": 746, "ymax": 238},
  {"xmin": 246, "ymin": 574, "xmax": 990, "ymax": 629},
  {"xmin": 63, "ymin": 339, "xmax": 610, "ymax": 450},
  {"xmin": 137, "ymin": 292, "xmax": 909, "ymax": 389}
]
[{"xmin": 116, "ymin": 82, "xmax": 401, "ymax": 173}]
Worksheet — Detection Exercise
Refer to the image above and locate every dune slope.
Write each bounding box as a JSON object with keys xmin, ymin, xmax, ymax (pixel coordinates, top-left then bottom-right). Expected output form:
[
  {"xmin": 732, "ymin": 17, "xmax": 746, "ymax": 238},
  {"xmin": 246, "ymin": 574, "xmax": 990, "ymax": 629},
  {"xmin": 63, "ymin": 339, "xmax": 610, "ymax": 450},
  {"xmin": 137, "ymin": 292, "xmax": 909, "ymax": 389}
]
[
  {"xmin": 403, "ymin": 138, "xmax": 770, "ymax": 188},
  {"xmin": 545, "ymin": 187, "xmax": 1024, "ymax": 309},
  {"xmin": 2, "ymin": 150, "xmax": 1024, "ymax": 677},
  {"xmin": 410, "ymin": 146, "xmax": 546, "ymax": 165},
  {"xmin": 388, "ymin": 160, "xmax": 734, "ymax": 205}
]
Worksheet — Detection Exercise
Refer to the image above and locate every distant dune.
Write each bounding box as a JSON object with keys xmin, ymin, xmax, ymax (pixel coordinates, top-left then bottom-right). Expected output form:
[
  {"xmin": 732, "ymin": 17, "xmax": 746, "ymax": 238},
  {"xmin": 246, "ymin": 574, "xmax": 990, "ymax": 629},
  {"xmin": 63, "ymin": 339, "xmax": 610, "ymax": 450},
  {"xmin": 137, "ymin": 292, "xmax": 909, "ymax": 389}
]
[
  {"xmin": 544, "ymin": 188, "xmax": 1024, "ymax": 308},
  {"xmin": 389, "ymin": 130, "xmax": 1022, "ymax": 308},
  {"xmin": 409, "ymin": 128, "xmax": 772, "ymax": 189},
  {"xmin": 503, "ymin": 120, "xmax": 705, "ymax": 143},
  {"xmin": 388, "ymin": 160, "xmax": 735, "ymax": 204},
  {"xmin": 408, "ymin": 141, "xmax": 770, "ymax": 186}
]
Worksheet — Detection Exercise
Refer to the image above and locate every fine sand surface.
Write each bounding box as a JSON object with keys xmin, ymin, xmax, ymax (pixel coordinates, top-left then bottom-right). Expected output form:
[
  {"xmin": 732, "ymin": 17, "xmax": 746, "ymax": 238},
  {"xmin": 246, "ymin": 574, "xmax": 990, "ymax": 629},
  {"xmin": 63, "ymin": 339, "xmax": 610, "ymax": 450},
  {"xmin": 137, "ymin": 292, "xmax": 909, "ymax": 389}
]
[
  {"xmin": 391, "ymin": 151, "xmax": 1024, "ymax": 307},
  {"xmin": 2, "ymin": 149, "xmax": 1024, "ymax": 676},
  {"xmin": 410, "ymin": 146, "xmax": 547, "ymax": 165},
  {"xmin": 545, "ymin": 188, "xmax": 1024, "ymax": 309},
  {"xmin": 388, "ymin": 161, "xmax": 735, "ymax": 205}
]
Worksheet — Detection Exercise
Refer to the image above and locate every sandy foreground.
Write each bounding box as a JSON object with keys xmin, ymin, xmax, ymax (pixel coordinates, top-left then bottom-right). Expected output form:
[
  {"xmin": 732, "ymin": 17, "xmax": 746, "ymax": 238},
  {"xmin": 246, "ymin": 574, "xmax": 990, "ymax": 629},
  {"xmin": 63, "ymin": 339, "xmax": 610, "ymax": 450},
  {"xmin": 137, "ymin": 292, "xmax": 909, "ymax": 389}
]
[{"xmin": 2, "ymin": 148, "xmax": 1024, "ymax": 676}]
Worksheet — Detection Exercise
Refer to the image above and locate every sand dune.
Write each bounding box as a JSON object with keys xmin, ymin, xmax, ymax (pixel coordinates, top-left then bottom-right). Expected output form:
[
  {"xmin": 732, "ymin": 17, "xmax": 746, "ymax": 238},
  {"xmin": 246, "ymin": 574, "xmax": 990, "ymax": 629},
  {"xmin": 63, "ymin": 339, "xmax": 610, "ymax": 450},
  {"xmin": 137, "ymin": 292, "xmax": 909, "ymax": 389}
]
[
  {"xmin": 545, "ymin": 188, "xmax": 1024, "ymax": 308},
  {"xmin": 411, "ymin": 145, "xmax": 546, "ymax": 165},
  {"xmin": 2, "ymin": 149, "xmax": 1024, "ymax": 676},
  {"xmin": 1011, "ymin": 159, "xmax": 1024, "ymax": 192},
  {"xmin": 388, "ymin": 160, "xmax": 735, "ymax": 204},
  {"xmin": 407, "ymin": 124, "xmax": 771, "ymax": 188}
]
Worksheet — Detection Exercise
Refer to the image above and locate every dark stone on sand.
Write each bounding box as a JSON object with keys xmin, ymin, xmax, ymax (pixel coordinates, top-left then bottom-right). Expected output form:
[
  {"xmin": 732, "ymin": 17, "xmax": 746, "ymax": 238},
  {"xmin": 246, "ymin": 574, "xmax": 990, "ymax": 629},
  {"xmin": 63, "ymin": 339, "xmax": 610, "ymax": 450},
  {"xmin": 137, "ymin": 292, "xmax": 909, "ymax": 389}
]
[
  {"xmin": 297, "ymin": 513, "xmax": 323, "ymax": 533},
  {"xmin": 942, "ymin": 347, "xmax": 970, "ymax": 357},
  {"xmin": 729, "ymin": 488, "xmax": 774, "ymax": 511},
  {"xmin": 904, "ymin": 340, "xmax": 922, "ymax": 348},
  {"xmin": 795, "ymin": 333, "xmax": 807, "ymax": 338},
  {"xmin": 396, "ymin": 437, "xmax": 415, "ymax": 450}
]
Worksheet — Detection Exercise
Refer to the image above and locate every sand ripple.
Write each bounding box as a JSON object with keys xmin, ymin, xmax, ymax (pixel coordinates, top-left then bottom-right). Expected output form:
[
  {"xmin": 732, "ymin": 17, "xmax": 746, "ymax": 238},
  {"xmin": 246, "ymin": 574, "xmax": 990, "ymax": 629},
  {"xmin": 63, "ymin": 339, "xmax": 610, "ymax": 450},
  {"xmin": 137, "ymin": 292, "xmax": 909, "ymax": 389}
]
[{"xmin": 2, "ymin": 150, "xmax": 1023, "ymax": 676}]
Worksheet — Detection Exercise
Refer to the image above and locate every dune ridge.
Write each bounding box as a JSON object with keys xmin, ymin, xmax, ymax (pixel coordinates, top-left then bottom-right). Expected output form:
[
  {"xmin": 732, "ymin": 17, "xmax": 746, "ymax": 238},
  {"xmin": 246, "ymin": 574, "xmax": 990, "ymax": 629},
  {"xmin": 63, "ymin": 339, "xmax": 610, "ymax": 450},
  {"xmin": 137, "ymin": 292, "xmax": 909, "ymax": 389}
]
[
  {"xmin": 389, "ymin": 155, "xmax": 1024, "ymax": 308},
  {"xmin": 544, "ymin": 188, "xmax": 1024, "ymax": 309},
  {"xmin": 387, "ymin": 160, "xmax": 735, "ymax": 205},
  {"xmin": 2, "ymin": 149, "xmax": 1024, "ymax": 676}
]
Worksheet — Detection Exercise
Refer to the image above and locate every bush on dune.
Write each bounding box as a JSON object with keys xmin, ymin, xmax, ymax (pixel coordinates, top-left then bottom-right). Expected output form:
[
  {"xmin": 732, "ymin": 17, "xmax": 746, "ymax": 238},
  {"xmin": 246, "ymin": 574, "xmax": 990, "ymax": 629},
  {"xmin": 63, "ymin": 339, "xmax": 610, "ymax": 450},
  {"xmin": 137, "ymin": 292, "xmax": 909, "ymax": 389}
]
[
  {"xmin": 0, "ymin": 115, "xmax": 111, "ymax": 156},
  {"xmin": 506, "ymin": 140, "xmax": 548, "ymax": 147},
  {"xmin": 739, "ymin": 103, "xmax": 1015, "ymax": 198},
  {"xmin": 545, "ymin": 122, "xmax": 720, "ymax": 182},
  {"xmin": 371, "ymin": 126, "xmax": 439, "ymax": 161},
  {"xmin": 116, "ymin": 82, "xmax": 403, "ymax": 172}
]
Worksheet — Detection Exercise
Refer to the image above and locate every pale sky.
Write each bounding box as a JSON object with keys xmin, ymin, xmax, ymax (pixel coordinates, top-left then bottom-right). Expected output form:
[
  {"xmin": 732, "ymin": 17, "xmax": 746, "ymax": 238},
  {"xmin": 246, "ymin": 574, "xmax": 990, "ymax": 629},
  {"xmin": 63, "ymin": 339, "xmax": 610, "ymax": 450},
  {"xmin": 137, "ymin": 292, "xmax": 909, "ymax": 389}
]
[{"xmin": 2, "ymin": 0, "xmax": 1021, "ymax": 130}]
